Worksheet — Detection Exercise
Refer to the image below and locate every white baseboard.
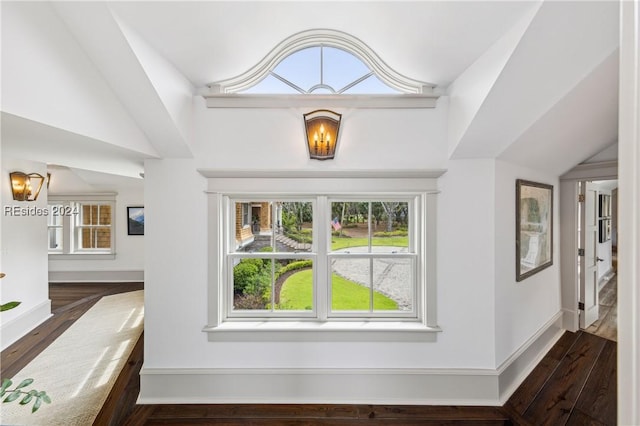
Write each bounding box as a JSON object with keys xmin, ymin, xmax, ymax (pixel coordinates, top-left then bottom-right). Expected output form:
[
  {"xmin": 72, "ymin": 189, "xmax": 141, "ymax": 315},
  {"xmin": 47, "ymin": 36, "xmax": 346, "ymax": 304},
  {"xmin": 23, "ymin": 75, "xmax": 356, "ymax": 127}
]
[
  {"xmin": 138, "ymin": 312, "xmax": 565, "ymax": 406},
  {"xmin": 139, "ymin": 367, "xmax": 501, "ymax": 405},
  {"xmin": 48, "ymin": 270, "xmax": 144, "ymax": 283},
  {"xmin": 497, "ymin": 311, "xmax": 564, "ymax": 404},
  {"xmin": 1, "ymin": 300, "xmax": 52, "ymax": 351},
  {"xmin": 561, "ymin": 308, "xmax": 579, "ymax": 332}
]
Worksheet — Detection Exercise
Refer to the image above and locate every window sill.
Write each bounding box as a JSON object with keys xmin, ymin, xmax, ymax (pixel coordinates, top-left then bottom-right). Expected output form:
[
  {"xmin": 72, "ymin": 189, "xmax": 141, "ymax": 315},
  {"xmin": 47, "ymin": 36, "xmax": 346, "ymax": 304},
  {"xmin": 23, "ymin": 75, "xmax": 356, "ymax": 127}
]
[
  {"xmin": 203, "ymin": 321, "xmax": 441, "ymax": 342},
  {"xmin": 49, "ymin": 253, "xmax": 115, "ymax": 260}
]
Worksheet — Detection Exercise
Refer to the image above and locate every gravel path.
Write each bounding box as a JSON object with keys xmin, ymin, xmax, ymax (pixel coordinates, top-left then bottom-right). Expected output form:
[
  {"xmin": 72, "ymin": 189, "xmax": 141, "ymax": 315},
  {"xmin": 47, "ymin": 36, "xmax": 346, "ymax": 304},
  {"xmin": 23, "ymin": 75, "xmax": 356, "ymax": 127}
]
[{"xmin": 331, "ymin": 247, "xmax": 413, "ymax": 310}]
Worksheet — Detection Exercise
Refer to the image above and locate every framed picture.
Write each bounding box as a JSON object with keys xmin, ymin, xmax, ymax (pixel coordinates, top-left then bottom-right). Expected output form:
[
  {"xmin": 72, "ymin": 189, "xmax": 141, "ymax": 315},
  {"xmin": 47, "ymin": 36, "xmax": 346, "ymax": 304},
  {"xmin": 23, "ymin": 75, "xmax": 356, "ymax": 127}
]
[
  {"xmin": 127, "ymin": 206, "xmax": 144, "ymax": 236},
  {"xmin": 516, "ymin": 179, "xmax": 553, "ymax": 281},
  {"xmin": 598, "ymin": 194, "xmax": 611, "ymax": 218},
  {"xmin": 599, "ymin": 218, "xmax": 611, "ymax": 243}
]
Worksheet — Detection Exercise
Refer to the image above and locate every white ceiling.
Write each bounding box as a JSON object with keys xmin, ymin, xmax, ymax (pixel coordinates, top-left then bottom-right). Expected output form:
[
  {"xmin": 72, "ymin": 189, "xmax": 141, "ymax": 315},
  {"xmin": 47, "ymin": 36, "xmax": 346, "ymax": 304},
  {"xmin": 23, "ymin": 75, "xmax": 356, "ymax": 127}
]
[
  {"xmin": 108, "ymin": 1, "xmax": 539, "ymax": 88},
  {"xmin": 1, "ymin": 1, "xmax": 620, "ymax": 186}
]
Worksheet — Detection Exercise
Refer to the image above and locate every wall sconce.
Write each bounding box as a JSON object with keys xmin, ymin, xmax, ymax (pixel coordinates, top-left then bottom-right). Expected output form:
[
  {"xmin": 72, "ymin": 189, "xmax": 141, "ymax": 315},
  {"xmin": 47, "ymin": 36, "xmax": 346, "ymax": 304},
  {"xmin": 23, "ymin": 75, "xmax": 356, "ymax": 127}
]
[
  {"xmin": 304, "ymin": 109, "xmax": 342, "ymax": 160},
  {"xmin": 9, "ymin": 172, "xmax": 45, "ymax": 201}
]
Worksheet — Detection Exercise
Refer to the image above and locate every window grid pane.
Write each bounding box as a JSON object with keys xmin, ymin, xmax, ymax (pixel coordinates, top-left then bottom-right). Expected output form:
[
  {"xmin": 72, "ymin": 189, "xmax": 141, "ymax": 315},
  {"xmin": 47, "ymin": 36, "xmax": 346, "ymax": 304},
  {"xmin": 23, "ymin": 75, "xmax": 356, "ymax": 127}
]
[
  {"xmin": 75, "ymin": 203, "xmax": 112, "ymax": 251},
  {"xmin": 230, "ymin": 256, "xmax": 315, "ymax": 314}
]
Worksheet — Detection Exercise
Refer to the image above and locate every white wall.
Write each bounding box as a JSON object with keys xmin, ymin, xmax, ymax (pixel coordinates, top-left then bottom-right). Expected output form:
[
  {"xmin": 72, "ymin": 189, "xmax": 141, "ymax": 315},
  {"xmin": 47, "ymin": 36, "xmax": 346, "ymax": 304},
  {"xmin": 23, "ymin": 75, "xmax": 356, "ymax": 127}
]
[
  {"xmin": 140, "ymin": 95, "xmax": 575, "ymax": 407},
  {"xmin": 494, "ymin": 160, "xmax": 561, "ymax": 366},
  {"xmin": 191, "ymin": 97, "xmax": 449, "ymax": 170},
  {"xmin": 144, "ymin": 101, "xmax": 503, "ymax": 370},
  {"xmin": 1, "ymin": 158, "xmax": 51, "ymax": 350}
]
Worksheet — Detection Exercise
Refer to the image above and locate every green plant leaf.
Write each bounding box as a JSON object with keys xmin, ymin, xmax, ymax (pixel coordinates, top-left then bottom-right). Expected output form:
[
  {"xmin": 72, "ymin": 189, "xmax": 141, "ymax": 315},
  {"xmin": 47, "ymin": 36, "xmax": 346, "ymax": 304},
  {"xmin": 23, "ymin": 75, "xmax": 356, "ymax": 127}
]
[
  {"xmin": 4, "ymin": 391, "xmax": 21, "ymax": 403},
  {"xmin": 0, "ymin": 301, "xmax": 21, "ymax": 312},
  {"xmin": 19, "ymin": 394, "xmax": 33, "ymax": 405},
  {"xmin": 15, "ymin": 378, "xmax": 34, "ymax": 390},
  {"xmin": 41, "ymin": 393, "xmax": 51, "ymax": 404},
  {"xmin": 32, "ymin": 397, "xmax": 42, "ymax": 413},
  {"xmin": 0, "ymin": 379, "xmax": 12, "ymax": 396}
]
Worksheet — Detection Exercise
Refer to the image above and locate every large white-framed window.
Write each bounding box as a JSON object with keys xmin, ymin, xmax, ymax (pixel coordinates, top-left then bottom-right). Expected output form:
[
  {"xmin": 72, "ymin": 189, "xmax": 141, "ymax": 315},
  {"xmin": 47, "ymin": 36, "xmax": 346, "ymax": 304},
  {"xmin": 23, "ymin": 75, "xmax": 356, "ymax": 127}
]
[
  {"xmin": 48, "ymin": 194, "xmax": 116, "ymax": 258},
  {"xmin": 203, "ymin": 170, "xmax": 443, "ymax": 340}
]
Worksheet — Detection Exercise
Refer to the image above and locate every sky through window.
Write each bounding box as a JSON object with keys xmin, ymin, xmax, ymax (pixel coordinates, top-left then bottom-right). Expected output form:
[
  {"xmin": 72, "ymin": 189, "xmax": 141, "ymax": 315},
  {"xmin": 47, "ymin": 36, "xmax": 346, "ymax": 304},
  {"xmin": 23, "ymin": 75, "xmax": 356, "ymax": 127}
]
[{"xmin": 240, "ymin": 46, "xmax": 401, "ymax": 94}]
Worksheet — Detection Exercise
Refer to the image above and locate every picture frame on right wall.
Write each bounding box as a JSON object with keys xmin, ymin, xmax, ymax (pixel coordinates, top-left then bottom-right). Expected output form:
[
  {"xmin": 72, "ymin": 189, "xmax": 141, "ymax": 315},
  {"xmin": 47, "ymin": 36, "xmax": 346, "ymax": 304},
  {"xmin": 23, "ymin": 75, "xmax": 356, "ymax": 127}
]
[
  {"xmin": 127, "ymin": 206, "xmax": 144, "ymax": 236},
  {"xmin": 516, "ymin": 179, "xmax": 554, "ymax": 282}
]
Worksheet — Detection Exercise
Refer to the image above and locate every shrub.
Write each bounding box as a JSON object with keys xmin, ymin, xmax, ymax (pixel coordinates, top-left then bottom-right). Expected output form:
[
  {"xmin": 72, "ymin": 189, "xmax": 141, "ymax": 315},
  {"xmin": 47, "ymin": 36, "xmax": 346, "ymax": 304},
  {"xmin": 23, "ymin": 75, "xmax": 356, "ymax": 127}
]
[
  {"xmin": 244, "ymin": 270, "xmax": 271, "ymax": 297},
  {"xmin": 233, "ymin": 261, "xmax": 259, "ymax": 294},
  {"xmin": 240, "ymin": 258, "xmax": 264, "ymax": 269},
  {"xmin": 284, "ymin": 231, "xmax": 312, "ymax": 244},
  {"xmin": 373, "ymin": 230, "xmax": 408, "ymax": 237},
  {"xmin": 234, "ymin": 294, "xmax": 267, "ymax": 310},
  {"xmin": 276, "ymin": 260, "xmax": 312, "ymax": 278}
]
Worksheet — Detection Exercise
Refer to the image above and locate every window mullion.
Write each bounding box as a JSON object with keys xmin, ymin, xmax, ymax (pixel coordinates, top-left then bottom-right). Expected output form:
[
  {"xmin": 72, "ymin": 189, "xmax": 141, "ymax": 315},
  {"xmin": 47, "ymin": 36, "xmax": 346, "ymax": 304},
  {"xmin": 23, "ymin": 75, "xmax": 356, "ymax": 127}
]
[{"xmin": 316, "ymin": 196, "xmax": 328, "ymax": 320}]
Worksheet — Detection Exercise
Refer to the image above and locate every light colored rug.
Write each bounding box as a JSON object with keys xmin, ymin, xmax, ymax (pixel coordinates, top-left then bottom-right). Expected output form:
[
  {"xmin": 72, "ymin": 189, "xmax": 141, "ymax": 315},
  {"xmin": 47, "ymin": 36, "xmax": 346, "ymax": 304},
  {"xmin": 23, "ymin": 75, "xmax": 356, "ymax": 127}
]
[{"xmin": 1, "ymin": 290, "xmax": 144, "ymax": 426}]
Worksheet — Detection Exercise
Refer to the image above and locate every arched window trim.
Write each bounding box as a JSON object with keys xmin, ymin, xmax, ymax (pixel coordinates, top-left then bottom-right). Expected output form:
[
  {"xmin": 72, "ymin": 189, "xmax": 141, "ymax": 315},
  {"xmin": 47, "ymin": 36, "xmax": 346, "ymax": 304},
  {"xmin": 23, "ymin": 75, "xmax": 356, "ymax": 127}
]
[{"xmin": 208, "ymin": 29, "xmax": 434, "ymax": 95}]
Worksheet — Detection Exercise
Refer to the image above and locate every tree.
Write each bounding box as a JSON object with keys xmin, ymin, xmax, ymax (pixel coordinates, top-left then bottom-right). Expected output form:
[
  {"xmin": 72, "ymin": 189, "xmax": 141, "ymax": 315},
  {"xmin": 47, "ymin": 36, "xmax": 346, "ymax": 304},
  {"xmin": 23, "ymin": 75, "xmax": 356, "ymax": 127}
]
[{"xmin": 381, "ymin": 202, "xmax": 400, "ymax": 232}]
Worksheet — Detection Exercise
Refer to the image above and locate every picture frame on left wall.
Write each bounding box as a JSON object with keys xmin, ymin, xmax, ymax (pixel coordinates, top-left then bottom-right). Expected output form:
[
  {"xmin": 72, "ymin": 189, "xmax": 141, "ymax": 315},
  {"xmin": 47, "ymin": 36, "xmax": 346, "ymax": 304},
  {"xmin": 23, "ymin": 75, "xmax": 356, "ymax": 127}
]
[
  {"xmin": 127, "ymin": 206, "xmax": 144, "ymax": 235},
  {"xmin": 516, "ymin": 179, "xmax": 553, "ymax": 282}
]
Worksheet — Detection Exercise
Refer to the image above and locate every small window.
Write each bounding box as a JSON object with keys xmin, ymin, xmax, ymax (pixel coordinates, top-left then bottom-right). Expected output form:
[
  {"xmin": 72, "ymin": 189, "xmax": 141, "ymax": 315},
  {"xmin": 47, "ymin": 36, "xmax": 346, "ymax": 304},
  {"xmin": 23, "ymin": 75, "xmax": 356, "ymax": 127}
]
[{"xmin": 75, "ymin": 203, "xmax": 112, "ymax": 251}]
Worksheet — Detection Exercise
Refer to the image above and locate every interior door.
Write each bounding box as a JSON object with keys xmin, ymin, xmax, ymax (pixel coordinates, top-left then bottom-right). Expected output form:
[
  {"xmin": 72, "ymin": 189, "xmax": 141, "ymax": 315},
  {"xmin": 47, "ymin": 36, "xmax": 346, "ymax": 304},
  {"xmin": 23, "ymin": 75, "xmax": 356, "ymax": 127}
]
[{"xmin": 579, "ymin": 181, "xmax": 599, "ymax": 328}]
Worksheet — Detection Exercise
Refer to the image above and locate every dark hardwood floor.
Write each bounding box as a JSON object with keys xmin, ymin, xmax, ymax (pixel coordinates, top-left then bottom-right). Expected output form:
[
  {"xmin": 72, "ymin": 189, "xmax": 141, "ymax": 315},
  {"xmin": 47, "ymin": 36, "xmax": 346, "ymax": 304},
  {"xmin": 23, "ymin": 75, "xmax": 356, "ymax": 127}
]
[{"xmin": 1, "ymin": 283, "xmax": 617, "ymax": 425}]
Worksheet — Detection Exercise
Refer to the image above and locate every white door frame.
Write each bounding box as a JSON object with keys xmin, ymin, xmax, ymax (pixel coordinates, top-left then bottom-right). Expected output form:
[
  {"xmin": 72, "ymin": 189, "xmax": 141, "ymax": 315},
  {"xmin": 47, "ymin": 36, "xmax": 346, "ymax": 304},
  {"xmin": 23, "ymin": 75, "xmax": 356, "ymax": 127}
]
[{"xmin": 559, "ymin": 161, "xmax": 617, "ymax": 332}]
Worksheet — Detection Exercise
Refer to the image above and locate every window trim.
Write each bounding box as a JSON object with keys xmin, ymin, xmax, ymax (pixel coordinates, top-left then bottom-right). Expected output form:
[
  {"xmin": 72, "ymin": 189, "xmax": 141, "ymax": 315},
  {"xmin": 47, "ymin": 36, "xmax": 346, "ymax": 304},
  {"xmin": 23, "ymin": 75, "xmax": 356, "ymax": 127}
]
[{"xmin": 202, "ymin": 170, "xmax": 444, "ymax": 341}]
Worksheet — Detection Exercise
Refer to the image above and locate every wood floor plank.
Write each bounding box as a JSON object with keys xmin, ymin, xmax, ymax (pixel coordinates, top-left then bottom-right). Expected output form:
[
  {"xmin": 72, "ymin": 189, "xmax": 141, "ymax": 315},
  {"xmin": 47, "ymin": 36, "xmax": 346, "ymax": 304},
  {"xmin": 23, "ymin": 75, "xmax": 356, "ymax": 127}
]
[
  {"xmin": 506, "ymin": 331, "xmax": 580, "ymax": 415},
  {"xmin": 522, "ymin": 332, "xmax": 606, "ymax": 425},
  {"xmin": 574, "ymin": 340, "xmax": 617, "ymax": 425},
  {"xmin": 599, "ymin": 276, "xmax": 617, "ymax": 307},
  {"xmin": 565, "ymin": 408, "xmax": 608, "ymax": 426},
  {"xmin": 94, "ymin": 332, "xmax": 145, "ymax": 426},
  {"xmin": 585, "ymin": 274, "xmax": 617, "ymax": 342}
]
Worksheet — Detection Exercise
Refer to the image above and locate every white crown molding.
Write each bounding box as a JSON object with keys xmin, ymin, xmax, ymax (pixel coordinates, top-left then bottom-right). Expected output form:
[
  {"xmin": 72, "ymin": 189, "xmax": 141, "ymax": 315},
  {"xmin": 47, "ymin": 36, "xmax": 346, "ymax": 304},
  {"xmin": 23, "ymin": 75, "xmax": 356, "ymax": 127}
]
[
  {"xmin": 206, "ymin": 29, "xmax": 435, "ymax": 95},
  {"xmin": 201, "ymin": 93, "xmax": 439, "ymax": 109},
  {"xmin": 197, "ymin": 169, "xmax": 447, "ymax": 180}
]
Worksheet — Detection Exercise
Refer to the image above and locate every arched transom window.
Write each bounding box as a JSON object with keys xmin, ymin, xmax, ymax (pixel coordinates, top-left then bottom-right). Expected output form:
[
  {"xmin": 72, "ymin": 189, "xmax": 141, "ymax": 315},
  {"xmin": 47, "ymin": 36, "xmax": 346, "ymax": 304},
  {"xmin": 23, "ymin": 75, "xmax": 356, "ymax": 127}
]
[
  {"xmin": 240, "ymin": 46, "xmax": 402, "ymax": 95},
  {"xmin": 207, "ymin": 29, "xmax": 433, "ymax": 97}
]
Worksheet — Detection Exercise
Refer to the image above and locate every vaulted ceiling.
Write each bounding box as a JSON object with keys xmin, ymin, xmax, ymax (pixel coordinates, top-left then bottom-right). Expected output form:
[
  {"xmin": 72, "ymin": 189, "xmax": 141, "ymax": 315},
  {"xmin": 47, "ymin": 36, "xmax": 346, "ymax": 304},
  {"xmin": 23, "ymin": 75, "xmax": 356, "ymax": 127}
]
[{"xmin": 1, "ymin": 1, "xmax": 619, "ymax": 183}]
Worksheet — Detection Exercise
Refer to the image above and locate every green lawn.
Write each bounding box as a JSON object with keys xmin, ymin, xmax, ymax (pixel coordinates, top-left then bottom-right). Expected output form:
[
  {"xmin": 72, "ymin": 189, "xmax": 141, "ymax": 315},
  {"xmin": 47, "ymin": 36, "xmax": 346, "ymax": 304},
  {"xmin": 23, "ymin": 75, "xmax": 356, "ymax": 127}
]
[
  {"xmin": 279, "ymin": 269, "xmax": 398, "ymax": 311},
  {"xmin": 330, "ymin": 236, "xmax": 408, "ymax": 251}
]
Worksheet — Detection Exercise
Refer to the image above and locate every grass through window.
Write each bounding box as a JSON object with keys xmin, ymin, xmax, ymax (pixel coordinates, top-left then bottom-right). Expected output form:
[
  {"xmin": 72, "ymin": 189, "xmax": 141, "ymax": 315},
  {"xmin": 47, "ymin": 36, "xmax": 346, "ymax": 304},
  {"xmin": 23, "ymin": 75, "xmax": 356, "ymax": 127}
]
[
  {"xmin": 279, "ymin": 269, "xmax": 398, "ymax": 311},
  {"xmin": 331, "ymin": 236, "xmax": 408, "ymax": 251}
]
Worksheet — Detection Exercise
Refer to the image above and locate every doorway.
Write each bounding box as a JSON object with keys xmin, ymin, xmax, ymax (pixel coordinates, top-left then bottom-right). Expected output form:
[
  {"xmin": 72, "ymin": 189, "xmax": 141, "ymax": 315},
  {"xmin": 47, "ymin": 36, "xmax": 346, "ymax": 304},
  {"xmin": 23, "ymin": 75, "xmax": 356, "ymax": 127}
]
[
  {"xmin": 558, "ymin": 162, "xmax": 618, "ymax": 338},
  {"xmin": 581, "ymin": 180, "xmax": 618, "ymax": 341}
]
